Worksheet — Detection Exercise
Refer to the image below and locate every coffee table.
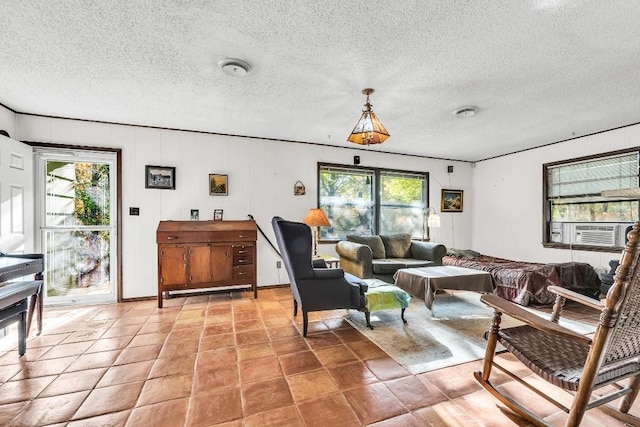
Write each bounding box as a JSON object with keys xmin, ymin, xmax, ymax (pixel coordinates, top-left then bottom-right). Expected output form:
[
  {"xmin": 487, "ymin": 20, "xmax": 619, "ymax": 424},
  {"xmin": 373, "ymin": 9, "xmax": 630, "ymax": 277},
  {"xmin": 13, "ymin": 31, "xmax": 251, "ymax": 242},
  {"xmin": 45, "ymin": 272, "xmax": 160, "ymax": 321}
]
[{"xmin": 393, "ymin": 266, "xmax": 493, "ymax": 310}]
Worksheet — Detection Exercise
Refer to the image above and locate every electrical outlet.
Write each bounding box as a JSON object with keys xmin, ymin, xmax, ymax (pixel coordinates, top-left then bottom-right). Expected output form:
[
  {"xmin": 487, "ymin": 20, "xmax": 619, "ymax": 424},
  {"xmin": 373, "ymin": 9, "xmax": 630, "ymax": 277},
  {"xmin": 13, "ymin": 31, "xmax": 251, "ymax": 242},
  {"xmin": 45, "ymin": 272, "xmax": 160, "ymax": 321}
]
[{"xmin": 276, "ymin": 261, "xmax": 282, "ymax": 268}]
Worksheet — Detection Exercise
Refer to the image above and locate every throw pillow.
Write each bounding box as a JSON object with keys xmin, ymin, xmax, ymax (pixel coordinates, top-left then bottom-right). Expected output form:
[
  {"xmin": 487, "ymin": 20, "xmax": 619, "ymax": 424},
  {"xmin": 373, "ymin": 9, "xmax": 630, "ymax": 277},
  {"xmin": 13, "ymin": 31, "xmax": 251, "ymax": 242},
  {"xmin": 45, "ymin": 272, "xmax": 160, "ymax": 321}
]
[
  {"xmin": 347, "ymin": 235, "xmax": 386, "ymax": 259},
  {"xmin": 381, "ymin": 234, "xmax": 412, "ymax": 258}
]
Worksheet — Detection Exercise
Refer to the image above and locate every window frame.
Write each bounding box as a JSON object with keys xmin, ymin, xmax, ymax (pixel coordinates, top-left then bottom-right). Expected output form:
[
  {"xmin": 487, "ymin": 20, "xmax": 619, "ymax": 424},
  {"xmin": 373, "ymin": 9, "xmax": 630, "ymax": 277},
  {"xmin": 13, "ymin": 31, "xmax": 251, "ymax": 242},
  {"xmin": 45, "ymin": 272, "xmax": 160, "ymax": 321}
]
[
  {"xmin": 317, "ymin": 162, "xmax": 430, "ymax": 243},
  {"xmin": 542, "ymin": 147, "xmax": 639, "ymax": 252}
]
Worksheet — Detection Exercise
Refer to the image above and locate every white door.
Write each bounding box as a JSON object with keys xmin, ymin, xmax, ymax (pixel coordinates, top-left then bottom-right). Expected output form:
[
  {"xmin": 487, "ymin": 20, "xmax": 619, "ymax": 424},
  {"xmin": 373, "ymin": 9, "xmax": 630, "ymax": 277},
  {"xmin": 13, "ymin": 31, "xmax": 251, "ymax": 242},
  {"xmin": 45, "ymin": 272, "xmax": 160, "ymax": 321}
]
[
  {"xmin": 35, "ymin": 148, "xmax": 118, "ymax": 305},
  {"xmin": 0, "ymin": 134, "xmax": 34, "ymax": 254}
]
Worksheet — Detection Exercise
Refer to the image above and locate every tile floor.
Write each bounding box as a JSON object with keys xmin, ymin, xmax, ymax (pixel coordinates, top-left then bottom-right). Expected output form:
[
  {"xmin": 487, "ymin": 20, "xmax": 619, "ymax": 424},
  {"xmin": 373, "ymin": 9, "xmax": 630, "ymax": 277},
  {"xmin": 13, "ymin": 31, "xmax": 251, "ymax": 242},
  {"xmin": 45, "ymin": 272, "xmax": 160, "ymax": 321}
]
[{"xmin": 0, "ymin": 287, "xmax": 638, "ymax": 426}]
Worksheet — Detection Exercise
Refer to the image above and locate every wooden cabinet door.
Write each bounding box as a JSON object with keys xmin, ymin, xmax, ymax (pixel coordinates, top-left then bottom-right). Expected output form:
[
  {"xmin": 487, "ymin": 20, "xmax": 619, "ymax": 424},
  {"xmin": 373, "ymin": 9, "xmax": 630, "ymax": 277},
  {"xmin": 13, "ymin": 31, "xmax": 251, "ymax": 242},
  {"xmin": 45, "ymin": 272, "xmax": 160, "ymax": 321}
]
[
  {"xmin": 210, "ymin": 244, "xmax": 232, "ymax": 283},
  {"xmin": 159, "ymin": 245, "xmax": 188, "ymax": 286},
  {"xmin": 189, "ymin": 245, "xmax": 211, "ymax": 285}
]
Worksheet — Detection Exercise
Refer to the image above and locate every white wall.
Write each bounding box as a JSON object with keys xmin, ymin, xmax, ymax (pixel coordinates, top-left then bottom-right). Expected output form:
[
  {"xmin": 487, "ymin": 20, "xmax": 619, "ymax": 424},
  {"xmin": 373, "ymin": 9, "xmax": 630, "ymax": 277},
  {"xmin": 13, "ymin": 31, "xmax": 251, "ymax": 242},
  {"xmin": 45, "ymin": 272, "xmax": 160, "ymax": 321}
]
[
  {"xmin": 15, "ymin": 115, "xmax": 473, "ymax": 299},
  {"xmin": 472, "ymin": 124, "xmax": 640, "ymax": 273},
  {"xmin": 0, "ymin": 105, "xmax": 16, "ymax": 137}
]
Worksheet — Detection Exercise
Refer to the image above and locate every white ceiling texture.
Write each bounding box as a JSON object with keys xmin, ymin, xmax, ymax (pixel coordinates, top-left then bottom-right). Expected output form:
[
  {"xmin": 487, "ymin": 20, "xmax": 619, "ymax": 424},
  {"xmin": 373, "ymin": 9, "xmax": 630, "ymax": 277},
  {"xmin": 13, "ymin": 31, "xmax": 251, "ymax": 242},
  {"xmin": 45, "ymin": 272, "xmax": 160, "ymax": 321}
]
[{"xmin": 1, "ymin": 1, "xmax": 640, "ymax": 162}]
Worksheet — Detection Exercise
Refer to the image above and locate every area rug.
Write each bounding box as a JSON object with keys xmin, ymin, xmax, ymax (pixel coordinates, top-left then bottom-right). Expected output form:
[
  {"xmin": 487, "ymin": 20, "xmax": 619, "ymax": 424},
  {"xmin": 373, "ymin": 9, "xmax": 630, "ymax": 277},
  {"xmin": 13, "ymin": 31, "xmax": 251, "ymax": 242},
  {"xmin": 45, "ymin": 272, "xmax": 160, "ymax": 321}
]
[{"xmin": 345, "ymin": 291, "xmax": 595, "ymax": 375}]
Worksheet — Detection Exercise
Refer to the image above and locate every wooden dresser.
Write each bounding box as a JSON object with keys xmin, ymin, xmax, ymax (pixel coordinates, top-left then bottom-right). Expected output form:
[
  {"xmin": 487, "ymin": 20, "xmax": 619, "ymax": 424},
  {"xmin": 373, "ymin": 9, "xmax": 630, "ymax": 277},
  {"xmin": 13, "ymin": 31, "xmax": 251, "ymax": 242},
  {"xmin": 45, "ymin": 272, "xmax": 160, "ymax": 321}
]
[{"xmin": 156, "ymin": 220, "xmax": 257, "ymax": 308}]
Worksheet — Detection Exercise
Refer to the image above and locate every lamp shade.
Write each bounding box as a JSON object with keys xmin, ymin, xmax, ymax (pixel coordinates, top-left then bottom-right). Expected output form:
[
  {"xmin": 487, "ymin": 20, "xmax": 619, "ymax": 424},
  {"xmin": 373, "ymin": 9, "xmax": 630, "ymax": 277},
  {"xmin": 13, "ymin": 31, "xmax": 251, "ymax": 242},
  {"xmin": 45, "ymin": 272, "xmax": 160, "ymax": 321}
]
[
  {"xmin": 347, "ymin": 88, "xmax": 390, "ymax": 145},
  {"xmin": 427, "ymin": 213, "xmax": 441, "ymax": 228},
  {"xmin": 303, "ymin": 208, "xmax": 331, "ymax": 227}
]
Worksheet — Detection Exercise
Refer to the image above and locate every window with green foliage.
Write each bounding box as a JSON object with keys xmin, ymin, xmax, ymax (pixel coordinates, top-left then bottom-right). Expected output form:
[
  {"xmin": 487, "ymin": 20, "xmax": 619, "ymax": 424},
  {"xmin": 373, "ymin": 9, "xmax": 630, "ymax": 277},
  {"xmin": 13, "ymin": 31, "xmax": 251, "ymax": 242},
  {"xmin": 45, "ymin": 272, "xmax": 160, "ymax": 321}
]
[
  {"xmin": 544, "ymin": 148, "xmax": 639, "ymax": 248},
  {"xmin": 318, "ymin": 164, "xmax": 428, "ymax": 241}
]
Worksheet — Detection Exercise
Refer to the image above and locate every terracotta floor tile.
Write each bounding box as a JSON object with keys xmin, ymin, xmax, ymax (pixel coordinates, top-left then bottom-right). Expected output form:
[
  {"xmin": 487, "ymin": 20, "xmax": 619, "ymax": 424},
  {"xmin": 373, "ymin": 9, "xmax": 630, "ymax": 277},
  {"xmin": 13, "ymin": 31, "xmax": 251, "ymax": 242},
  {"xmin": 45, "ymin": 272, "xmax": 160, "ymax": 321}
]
[
  {"xmin": 148, "ymin": 353, "xmax": 196, "ymax": 378},
  {"xmin": 265, "ymin": 324, "xmax": 300, "ymax": 339},
  {"xmin": 192, "ymin": 364, "xmax": 239, "ymax": 393},
  {"xmin": 287, "ymin": 369, "xmax": 339, "ymax": 402},
  {"xmin": 364, "ymin": 356, "xmax": 411, "ymax": 381},
  {"xmin": 333, "ymin": 327, "xmax": 367, "ymax": 343},
  {"xmin": 234, "ymin": 309, "xmax": 260, "ymax": 321},
  {"xmin": 38, "ymin": 341, "xmax": 93, "ymax": 360},
  {"xmin": 173, "ymin": 318, "xmax": 205, "ymax": 329},
  {"xmin": 187, "ymin": 387, "xmax": 242, "ymax": 427},
  {"xmin": 12, "ymin": 355, "xmax": 79, "ymax": 381},
  {"xmin": 61, "ymin": 327, "xmax": 108, "ymax": 344},
  {"xmin": 101, "ymin": 324, "xmax": 143, "ymax": 338},
  {"xmin": 114, "ymin": 344, "xmax": 162, "ymax": 365},
  {"xmin": 413, "ymin": 400, "xmax": 482, "ymax": 426},
  {"xmin": 243, "ymin": 405, "xmax": 304, "ymax": 427},
  {"xmin": 0, "ymin": 375, "xmax": 56, "ymax": 404},
  {"xmin": 239, "ymin": 355, "xmax": 283, "ymax": 383},
  {"xmin": 305, "ymin": 320, "xmax": 330, "ymax": 334},
  {"xmin": 112, "ymin": 315, "xmax": 149, "ymax": 327},
  {"xmin": 127, "ymin": 332, "xmax": 168, "ymax": 348},
  {"xmin": 73, "ymin": 381, "xmax": 144, "ymax": 420},
  {"xmin": 0, "ymin": 363, "xmax": 23, "ymax": 382},
  {"xmin": 368, "ymin": 412, "xmax": 425, "ymax": 427},
  {"xmin": 297, "ymin": 393, "xmax": 361, "ymax": 427},
  {"xmin": 241, "ymin": 377, "xmax": 293, "ymax": 416},
  {"xmin": 271, "ymin": 336, "xmax": 310, "ymax": 356},
  {"xmin": 314, "ymin": 344, "xmax": 359, "ymax": 367},
  {"xmin": 40, "ymin": 367, "xmax": 106, "ymax": 397},
  {"xmin": 8, "ymin": 390, "xmax": 89, "ymax": 427},
  {"xmin": 97, "ymin": 360, "xmax": 154, "ymax": 387},
  {"xmin": 0, "ymin": 401, "xmax": 28, "ymax": 425},
  {"xmin": 177, "ymin": 309, "xmax": 205, "ymax": 320},
  {"xmin": 419, "ymin": 365, "xmax": 482, "ymax": 399},
  {"xmin": 236, "ymin": 341, "xmax": 275, "ymax": 361},
  {"xmin": 66, "ymin": 410, "xmax": 131, "ymax": 427},
  {"xmin": 195, "ymin": 346, "xmax": 237, "ymax": 371},
  {"xmin": 279, "ymin": 350, "xmax": 323, "ymax": 376},
  {"xmin": 234, "ymin": 318, "xmax": 264, "ymax": 332},
  {"xmin": 204, "ymin": 312, "xmax": 233, "ymax": 324},
  {"xmin": 127, "ymin": 397, "xmax": 189, "ymax": 427},
  {"xmin": 322, "ymin": 317, "xmax": 353, "ymax": 330},
  {"xmin": 199, "ymin": 333, "xmax": 236, "ymax": 351},
  {"xmin": 0, "ymin": 345, "xmax": 52, "ymax": 363},
  {"xmin": 202, "ymin": 323, "xmax": 234, "ymax": 336},
  {"xmin": 457, "ymin": 389, "xmax": 534, "ymax": 426},
  {"xmin": 66, "ymin": 349, "xmax": 121, "ymax": 372},
  {"xmin": 327, "ymin": 361, "xmax": 379, "ymax": 391},
  {"xmin": 305, "ymin": 331, "xmax": 343, "ymax": 349},
  {"xmin": 343, "ymin": 382, "xmax": 407, "ymax": 424},
  {"xmin": 166, "ymin": 326, "xmax": 203, "ymax": 342},
  {"xmin": 26, "ymin": 333, "xmax": 70, "ymax": 348},
  {"xmin": 136, "ymin": 373, "xmax": 193, "ymax": 406},
  {"xmin": 385, "ymin": 375, "xmax": 448, "ymax": 410},
  {"xmin": 158, "ymin": 338, "xmax": 200, "ymax": 358},
  {"xmin": 346, "ymin": 340, "xmax": 387, "ymax": 360},
  {"xmin": 85, "ymin": 335, "xmax": 133, "ymax": 353},
  {"xmin": 235, "ymin": 329, "xmax": 269, "ymax": 346}
]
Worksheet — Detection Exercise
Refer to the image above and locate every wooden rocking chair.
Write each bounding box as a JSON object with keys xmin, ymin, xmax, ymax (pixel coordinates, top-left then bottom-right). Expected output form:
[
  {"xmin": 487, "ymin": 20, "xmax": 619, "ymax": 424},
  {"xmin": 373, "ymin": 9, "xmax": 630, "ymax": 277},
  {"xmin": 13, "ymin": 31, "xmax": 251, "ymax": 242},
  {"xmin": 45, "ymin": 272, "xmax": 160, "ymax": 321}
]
[{"xmin": 475, "ymin": 222, "xmax": 640, "ymax": 427}]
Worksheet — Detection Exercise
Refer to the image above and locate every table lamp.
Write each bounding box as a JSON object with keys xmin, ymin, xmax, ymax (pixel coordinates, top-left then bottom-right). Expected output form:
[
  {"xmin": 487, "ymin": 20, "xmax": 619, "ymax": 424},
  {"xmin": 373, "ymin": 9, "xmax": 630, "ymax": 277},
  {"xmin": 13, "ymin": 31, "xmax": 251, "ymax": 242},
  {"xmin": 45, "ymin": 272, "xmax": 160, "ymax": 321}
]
[
  {"xmin": 423, "ymin": 207, "xmax": 441, "ymax": 241},
  {"xmin": 303, "ymin": 208, "xmax": 331, "ymax": 257}
]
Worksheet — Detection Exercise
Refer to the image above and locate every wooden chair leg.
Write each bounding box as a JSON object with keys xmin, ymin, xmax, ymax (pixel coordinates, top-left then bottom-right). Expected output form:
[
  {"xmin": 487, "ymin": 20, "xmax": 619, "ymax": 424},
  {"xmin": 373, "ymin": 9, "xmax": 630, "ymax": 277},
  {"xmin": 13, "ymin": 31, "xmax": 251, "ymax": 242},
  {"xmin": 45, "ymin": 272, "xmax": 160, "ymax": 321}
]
[
  {"xmin": 619, "ymin": 375, "xmax": 640, "ymax": 413},
  {"xmin": 302, "ymin": 311, "xmax": 308, "ymax": 337},
  {"xmin": 364, "ymin": 309, "xmax": 372, "ymax": 329},
  {"xmin": 18, "ymin": 311, "xmax": 27, "ymax": 356}
]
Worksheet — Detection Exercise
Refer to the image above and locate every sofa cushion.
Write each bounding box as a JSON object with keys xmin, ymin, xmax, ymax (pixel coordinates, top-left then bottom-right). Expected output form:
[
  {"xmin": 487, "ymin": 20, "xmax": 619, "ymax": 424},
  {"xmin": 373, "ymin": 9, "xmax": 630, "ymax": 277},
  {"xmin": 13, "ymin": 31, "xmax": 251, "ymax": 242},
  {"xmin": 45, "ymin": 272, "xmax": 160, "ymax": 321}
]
[
  {"xmin": 372, "ymin": 259, "xmax": 407, "ymax": 274},
  {"xmin": 347, "ymin": 235, "xmax": 386, "ymax": 259},
  {"xmin": 381, "ymin": 234, "xmax": 412, "ymax": 258}
]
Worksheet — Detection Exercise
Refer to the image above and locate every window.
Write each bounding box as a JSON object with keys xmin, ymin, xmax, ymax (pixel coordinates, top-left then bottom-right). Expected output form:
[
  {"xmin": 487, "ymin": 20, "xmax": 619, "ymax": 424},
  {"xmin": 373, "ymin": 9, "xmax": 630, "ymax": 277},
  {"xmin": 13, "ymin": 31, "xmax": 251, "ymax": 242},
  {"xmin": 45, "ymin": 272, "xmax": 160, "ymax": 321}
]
[
  {"xmin": 318, "ymin": 163, "xmax": 428, "ymax": 241},
  {"xmin": 543, "ymin": 148, "xmax": 639, "ymax": 249}
]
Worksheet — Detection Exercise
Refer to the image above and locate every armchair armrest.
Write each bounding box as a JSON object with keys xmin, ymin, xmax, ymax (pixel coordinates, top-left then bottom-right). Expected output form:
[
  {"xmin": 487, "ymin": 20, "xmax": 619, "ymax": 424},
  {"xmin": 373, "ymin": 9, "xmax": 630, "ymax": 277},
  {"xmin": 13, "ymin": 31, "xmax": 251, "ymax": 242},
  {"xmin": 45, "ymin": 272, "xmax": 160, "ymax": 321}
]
[
  {"xmin": 312, "ymin": 258, "xmax": 327, "ymax": 268},
  {"xmin": 481, "ymin": 294, "xmax": 592, "ymax": 345},
  {"xmin": 410, "ymin": 241, "xmax": 446, "ymax": 264},
  {"xmin": 547, "ymin": 285, "xmax": 604, "ymax": 311}
]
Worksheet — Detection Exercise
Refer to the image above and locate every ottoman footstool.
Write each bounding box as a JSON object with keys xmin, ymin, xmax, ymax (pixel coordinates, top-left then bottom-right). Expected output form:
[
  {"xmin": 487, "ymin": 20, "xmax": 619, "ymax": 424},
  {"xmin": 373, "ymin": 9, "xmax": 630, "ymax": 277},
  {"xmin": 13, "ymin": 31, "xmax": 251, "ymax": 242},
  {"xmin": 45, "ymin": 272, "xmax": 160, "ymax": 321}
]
[{"xmin": 362, "ymin": 278, "xmax": 411, "ymax": 329}]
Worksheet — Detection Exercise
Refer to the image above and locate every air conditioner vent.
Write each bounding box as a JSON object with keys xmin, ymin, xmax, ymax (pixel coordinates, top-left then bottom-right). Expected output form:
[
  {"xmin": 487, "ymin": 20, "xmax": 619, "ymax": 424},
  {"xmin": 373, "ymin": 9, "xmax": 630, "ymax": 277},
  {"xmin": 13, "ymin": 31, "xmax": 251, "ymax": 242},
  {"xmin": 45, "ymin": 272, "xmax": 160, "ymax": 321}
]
[{"xmin": 574, "ymin": 224, "xmax": 616, "ymax": 246}]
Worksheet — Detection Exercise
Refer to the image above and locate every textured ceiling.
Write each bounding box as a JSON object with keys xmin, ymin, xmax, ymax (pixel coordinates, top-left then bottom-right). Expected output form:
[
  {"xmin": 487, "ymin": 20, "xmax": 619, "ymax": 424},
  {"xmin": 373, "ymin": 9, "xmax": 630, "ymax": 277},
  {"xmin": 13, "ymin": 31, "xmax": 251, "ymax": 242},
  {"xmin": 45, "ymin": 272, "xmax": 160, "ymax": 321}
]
[{"xmin": 1, "ymin": 1, "xmax": 640, "ymax": 162}]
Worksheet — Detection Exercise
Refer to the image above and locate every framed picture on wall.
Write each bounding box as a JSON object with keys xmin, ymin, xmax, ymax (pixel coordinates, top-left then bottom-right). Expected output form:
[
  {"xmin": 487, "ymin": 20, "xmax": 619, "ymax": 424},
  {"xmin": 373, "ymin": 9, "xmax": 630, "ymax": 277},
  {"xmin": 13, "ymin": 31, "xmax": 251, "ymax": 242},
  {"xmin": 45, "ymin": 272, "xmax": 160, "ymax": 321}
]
[
  {"xmin": 441, "ymin": 189, "xmax": 463, "ymax": 212},
  {"xmin": 213, "ymin": 209, "xmax": 223, "ymax": 221},
  {"xmin": 145, "ymin": 165, "xmax": 175, "ymax": 189},
  {"xmin": 209, "ymin": 174, "xmax": 228, "ymax": 196}
]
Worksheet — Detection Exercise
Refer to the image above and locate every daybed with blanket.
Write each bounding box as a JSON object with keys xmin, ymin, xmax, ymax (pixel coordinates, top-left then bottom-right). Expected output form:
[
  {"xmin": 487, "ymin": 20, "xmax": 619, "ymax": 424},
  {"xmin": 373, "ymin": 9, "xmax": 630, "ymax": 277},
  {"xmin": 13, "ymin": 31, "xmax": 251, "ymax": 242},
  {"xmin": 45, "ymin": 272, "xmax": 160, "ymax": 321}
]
[{"xmin": 443, "ymin": 249, "xmax": 601, "ymax": 306}]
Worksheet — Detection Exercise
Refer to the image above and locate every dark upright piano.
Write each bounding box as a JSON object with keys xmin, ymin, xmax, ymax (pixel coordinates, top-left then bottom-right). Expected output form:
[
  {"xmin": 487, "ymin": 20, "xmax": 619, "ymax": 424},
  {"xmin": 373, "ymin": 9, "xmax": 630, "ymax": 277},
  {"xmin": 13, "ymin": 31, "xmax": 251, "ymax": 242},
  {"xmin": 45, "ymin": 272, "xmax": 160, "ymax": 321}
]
[{"xmin": 0, "ymin": 253, "xmax": 44, "ymax": 356}]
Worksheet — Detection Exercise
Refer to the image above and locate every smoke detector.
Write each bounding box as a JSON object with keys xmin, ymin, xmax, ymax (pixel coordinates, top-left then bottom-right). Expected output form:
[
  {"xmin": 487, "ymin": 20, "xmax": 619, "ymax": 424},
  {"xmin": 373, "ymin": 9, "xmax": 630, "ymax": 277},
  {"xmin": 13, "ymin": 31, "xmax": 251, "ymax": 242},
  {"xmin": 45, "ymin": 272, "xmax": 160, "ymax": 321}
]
[
  {"xmin": 218, "ymin": 58, "xmax": 251, "ymax": 77},
  {"xmin": 453, "ymin": 106, "xmax": 479, "ymax": 117}
]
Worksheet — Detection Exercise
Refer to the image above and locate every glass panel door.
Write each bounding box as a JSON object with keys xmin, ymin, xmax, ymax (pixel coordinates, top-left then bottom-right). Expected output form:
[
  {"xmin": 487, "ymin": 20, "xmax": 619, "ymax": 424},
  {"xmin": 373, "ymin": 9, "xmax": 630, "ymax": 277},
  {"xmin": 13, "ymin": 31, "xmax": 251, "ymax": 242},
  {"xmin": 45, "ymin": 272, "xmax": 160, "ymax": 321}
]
[{"xmin": 36, "ymin": 150, "xmax": 117, "ymax": 305}]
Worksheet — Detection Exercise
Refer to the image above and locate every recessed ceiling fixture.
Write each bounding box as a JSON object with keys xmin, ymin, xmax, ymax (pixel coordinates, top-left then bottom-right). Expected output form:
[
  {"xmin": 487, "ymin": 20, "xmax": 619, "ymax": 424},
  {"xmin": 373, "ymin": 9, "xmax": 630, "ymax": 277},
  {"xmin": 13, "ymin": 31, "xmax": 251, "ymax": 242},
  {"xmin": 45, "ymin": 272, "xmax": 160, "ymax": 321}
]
[
  {"xmin": 347, "ymin": 88, "xmax": 390, "ymax": 145},
  {"xmin": 453, "ymin": 106, "xmax": 479, "ymax": 117},
  {"xmin": 218, "ymin": 58, "xmax": 251, "ymax": 77}
]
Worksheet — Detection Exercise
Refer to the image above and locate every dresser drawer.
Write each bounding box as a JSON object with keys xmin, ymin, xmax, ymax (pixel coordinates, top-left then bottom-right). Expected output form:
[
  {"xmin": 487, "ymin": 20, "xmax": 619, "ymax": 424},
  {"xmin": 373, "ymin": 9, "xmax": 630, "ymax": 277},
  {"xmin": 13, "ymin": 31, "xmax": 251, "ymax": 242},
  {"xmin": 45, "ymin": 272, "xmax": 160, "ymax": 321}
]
[
  {"xmin": 157, "ymin": 230, "xmax": 257, "ymax": 244},
  {"xmin": 233, "ymin": 265, "xmax": 255, "ymax": 282}
]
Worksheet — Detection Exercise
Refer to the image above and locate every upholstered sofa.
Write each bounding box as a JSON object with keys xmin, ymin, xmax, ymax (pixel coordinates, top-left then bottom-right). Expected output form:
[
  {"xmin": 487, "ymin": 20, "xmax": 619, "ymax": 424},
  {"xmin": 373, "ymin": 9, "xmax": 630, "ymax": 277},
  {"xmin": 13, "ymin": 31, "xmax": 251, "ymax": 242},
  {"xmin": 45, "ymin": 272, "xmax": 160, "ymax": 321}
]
[{"xmin": 335, "ymin": 234, "xmax": 446, "ymax": 283}]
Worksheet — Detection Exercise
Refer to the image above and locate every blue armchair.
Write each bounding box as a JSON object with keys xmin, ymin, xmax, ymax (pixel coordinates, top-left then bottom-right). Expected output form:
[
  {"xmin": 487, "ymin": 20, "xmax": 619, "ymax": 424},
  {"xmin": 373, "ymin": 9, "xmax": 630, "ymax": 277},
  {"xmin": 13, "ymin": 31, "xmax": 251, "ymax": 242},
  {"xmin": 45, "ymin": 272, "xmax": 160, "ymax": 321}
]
[{"xmin": 271, "ymin": 217, "xmax": 368, "ymax": 336}]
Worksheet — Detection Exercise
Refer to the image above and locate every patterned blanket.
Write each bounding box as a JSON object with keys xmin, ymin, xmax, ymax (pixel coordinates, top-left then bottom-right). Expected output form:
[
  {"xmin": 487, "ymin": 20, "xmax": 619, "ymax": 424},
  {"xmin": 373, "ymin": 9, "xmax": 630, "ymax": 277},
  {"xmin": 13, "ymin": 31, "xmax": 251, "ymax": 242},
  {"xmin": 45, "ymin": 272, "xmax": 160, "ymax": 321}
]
[{"xmin": 442, "ymin": 253, "xmax": 601, "ymax": 306}]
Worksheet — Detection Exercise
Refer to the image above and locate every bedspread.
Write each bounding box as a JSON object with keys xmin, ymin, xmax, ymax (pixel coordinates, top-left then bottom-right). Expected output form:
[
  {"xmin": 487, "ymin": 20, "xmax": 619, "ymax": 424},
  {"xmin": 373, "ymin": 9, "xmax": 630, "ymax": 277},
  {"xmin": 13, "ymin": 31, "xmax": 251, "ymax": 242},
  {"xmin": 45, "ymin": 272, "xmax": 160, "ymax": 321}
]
[{"xmin": 442, "ymin": 254, "xmax": 601, "ymax": 306}]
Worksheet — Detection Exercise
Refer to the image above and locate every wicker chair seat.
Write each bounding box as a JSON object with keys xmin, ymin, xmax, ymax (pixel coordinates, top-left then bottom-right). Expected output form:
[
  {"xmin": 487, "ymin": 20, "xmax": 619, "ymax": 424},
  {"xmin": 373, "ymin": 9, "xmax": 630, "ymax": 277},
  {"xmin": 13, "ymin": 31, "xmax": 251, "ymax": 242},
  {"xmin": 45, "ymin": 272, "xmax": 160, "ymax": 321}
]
[{"xmin": 499, "ymin": 325, "xmax": 640, "ymax": 392}]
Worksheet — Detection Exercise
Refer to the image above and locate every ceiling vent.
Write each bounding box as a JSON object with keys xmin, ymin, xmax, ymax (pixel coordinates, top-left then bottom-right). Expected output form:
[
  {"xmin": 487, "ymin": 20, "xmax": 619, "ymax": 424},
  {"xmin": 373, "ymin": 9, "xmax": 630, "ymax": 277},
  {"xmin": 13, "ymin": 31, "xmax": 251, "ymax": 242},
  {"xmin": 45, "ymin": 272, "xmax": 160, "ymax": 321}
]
[
  {"xmin": 453, "ymin": 106, "xmax": 478, "ymax": 117},
  {"xmin": 218, "ymin": 58, "xmax": 251, "ymax": 77}
]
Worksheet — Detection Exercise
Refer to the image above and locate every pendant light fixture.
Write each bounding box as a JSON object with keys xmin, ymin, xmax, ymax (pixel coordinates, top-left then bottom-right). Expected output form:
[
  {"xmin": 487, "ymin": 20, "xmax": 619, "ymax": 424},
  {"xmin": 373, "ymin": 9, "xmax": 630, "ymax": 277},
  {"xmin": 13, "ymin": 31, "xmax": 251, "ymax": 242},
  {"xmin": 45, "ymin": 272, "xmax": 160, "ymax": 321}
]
[{"xmin": 347, "ymin": 88, "xmax": 390, "ymax": 145}]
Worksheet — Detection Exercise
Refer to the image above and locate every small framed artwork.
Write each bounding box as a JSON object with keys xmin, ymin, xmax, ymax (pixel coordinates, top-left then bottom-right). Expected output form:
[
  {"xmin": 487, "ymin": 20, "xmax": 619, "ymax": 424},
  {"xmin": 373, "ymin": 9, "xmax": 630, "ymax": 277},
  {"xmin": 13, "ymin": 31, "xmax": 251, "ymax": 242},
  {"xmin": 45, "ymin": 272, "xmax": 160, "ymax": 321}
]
[
  {"xmin": 441, "ymin": 189, "xmax": 464, "ymax": 212},
  {"xmin": 145, "ymin": 165, "xmax": 175, "ymax": 189},
  {"xmin": 209, "ymin": 174, "xmax": 228, "ymax": 196},
  {"xmin": 190, "ymin": 209, "xmax": 199, "ymax": 220},
  {"xmin": 213, "ymin": 209, "xmax": 223, "ymax": 221}
]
